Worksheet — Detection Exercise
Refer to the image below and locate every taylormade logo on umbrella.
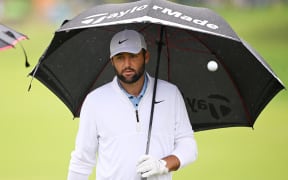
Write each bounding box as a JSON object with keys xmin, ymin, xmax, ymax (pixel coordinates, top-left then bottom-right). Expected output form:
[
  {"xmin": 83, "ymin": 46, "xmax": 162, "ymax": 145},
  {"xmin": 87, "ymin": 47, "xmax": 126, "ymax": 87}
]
[
  {"xmin": 186, "ymin": 94, "xmax": 231, "ymax": 120},
  {"xmin": 81, "ymin": 4, "xmax": 219, "ymax": 30}
]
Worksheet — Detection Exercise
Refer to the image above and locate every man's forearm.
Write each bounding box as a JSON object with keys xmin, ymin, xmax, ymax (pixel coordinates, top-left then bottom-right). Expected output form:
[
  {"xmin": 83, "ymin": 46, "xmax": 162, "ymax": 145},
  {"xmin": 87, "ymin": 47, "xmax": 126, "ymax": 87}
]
[{"xmin": 162, "ymin": 155, "xmax": 181, "ymax": 172}]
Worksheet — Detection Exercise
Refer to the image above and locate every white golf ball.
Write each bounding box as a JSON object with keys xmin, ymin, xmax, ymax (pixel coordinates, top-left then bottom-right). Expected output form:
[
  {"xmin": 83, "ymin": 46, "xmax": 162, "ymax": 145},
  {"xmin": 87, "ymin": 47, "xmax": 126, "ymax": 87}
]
[{"xmin": 207, "ymin": 61, "xmax": 218, "ymax": 72}]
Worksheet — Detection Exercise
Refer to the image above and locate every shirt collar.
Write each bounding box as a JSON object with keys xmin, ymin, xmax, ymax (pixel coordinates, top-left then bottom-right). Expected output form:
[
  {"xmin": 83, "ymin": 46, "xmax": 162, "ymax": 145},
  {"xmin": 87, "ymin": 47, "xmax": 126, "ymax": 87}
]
[{"xmin": 117, "ymin": 73, "xmax": 148, "ymax": 99}]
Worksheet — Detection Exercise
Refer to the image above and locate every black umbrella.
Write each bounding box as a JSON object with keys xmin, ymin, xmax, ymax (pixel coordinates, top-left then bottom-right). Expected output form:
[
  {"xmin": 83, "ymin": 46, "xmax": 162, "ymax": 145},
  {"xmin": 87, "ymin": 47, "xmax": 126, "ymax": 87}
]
[
  {"xmin": 29, "ymin": 0, "xmax": 284, "ymax": 132},
  {"xmin": 0, "ymin": 23, "xmax": 30, "ymax": 67}
]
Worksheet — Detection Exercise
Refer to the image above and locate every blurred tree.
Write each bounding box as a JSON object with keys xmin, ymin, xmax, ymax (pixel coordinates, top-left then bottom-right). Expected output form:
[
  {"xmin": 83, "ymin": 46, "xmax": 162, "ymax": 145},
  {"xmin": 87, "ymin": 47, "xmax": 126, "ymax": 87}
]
[{"xmin": 3, "ymin": 0, "xmax": 31, "ymax": 22}]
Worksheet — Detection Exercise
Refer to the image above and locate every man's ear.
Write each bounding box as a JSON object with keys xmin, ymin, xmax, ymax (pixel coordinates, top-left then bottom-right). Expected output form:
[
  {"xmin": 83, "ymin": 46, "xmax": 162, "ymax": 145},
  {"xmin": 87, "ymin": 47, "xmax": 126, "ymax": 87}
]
[
  {"xmin": 110, "ymin": 58, "xmax": 114, "ymax": 66},
  {"xmin": 145, "ymin": 51, "xmax": 150, "ymax": 64}
]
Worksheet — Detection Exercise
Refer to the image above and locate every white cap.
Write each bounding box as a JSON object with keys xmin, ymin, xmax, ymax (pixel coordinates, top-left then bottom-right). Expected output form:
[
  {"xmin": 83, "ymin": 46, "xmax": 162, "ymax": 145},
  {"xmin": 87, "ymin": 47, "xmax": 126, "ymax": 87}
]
[{"xmin": 110, "ymin": 29, "xmax": 147, "ymax": 58}]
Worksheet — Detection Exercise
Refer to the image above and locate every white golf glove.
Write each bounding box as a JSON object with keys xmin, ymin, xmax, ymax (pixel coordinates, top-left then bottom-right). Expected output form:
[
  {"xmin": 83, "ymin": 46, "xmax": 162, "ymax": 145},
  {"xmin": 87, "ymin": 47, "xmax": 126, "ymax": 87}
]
[{"xmin": 136, "ymin": 155, "xmax": 169, "ymax": 178}]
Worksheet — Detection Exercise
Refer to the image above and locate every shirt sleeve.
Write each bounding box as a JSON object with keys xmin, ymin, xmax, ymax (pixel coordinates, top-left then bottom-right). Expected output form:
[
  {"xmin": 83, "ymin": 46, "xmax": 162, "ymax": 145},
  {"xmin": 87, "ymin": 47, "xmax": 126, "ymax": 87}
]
[
  {"xmin": 67, "ymin": 170, "xmax": 89, "ymax": 180},
  {"xmin": 68, "ymin": 94, "xmax": 98, "ymax": 177},
  {"xmin": 171, "ymin": 88, "xmax": 198, "ymax": 168}
]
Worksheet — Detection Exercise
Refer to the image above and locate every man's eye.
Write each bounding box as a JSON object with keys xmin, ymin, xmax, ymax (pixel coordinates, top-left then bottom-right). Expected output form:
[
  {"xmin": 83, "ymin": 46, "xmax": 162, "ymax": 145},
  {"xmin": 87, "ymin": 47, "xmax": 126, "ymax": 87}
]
[
  {"xmin": 130, "ymin": 54, "xmax": 138, "ymax": 59},
  {"xmin": 115, "ymin": 56, "xmax": 124, "ymax": 60}
]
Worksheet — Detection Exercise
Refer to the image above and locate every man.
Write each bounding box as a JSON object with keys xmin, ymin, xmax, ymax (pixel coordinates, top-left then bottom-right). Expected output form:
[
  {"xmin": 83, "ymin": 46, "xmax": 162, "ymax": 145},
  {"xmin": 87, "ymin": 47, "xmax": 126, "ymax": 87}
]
[{"xmin": 68, "ymin": 29, "xmax": 197, "ymax": 180}]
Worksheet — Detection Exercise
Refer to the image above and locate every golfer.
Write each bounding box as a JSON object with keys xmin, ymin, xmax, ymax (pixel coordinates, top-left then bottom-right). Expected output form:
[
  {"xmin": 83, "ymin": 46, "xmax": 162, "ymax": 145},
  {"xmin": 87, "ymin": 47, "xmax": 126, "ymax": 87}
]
[{"xmin": 67, "ymin": 29, "xmax": 198, "ymax": 180}]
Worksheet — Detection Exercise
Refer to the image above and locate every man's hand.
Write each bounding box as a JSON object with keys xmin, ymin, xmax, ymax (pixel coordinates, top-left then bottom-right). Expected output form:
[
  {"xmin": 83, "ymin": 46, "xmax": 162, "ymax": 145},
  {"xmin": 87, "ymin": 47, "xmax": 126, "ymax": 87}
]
[{"xmin": 136, "ymin": 155, "xmax": 169, "ymax": 178}]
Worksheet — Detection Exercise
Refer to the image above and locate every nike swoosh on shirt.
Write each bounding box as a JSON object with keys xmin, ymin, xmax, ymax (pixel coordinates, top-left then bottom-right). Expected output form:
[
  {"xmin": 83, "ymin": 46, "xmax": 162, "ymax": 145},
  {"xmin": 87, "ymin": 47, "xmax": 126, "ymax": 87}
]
[
  {"xmin": 118, "ymin": 39, "xmax": 128, "ymax": 44},
  {"xmin": 154, "ymin": 100, "xmax": 165, "ymax": 104}
]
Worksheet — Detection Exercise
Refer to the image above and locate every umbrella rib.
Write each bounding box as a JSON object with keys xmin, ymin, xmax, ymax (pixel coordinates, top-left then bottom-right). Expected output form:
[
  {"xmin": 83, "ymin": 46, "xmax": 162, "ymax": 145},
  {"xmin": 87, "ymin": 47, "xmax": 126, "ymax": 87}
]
[
  {"xmin": 163, "ymin": 28, "xmax": 211, "ymax": 54},
  {"xmin": 164, "ymin": 28, "xmax": 171, "ymax": 82}
]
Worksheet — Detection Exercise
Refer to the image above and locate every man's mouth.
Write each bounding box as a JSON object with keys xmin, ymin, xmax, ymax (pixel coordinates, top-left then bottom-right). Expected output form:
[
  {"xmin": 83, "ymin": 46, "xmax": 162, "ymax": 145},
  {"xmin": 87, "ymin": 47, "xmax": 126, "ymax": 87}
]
[{"xmin": 122, "ymin": 69, "xmax": 135, "ymax": 76}]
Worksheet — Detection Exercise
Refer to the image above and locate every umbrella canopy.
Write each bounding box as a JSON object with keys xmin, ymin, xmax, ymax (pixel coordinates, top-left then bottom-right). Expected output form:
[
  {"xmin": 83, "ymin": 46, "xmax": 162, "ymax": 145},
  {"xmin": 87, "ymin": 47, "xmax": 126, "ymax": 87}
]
[
  {"xmin": 29, "ymin": 0, "xmax": 284, "ymax": 131},
  {"xmin": 0, "ymin": 23, "xmax": 27, "ymax": 51},
  {"xmin": 0, "ymin": 23, "xmax": 30, "ymax": 67}
]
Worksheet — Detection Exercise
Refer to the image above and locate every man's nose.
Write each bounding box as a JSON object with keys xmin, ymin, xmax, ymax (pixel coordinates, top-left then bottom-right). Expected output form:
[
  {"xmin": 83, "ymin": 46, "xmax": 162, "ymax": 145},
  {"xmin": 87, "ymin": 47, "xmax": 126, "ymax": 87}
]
[{"xmin": 123, "ymin": 56, "xmax": 132, "ymax": 66}]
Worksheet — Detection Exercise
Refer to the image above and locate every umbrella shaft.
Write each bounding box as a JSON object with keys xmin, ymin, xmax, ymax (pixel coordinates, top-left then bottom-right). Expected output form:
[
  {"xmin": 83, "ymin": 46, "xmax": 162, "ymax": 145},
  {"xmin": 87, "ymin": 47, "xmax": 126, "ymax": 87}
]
[{"xmin": 145, "ymin": 26, "xmax": 165, "ymax": 155}]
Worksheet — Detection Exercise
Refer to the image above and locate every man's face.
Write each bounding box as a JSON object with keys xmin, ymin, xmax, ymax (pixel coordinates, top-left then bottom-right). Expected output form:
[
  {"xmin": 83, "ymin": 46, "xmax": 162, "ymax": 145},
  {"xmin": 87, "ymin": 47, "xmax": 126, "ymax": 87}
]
[{"xmin": 111, "ymin": 50, "xmax": 150, "ymax": 84}]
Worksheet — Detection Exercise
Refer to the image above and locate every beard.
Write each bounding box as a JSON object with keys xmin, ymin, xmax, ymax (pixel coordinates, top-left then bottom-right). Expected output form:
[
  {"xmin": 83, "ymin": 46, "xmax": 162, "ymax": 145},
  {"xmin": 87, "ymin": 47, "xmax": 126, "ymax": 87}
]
[{"xmin": 114, "ymin": 62, "xmax": 145, "ymax": 84}]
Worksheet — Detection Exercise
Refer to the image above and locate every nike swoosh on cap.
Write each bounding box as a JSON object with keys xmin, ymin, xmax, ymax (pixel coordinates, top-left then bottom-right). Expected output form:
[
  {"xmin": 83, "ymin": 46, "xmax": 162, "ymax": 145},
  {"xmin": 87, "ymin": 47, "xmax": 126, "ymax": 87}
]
[{"xmin": 118, "ymin": 39, "xmax": 128, "ymax": 44}]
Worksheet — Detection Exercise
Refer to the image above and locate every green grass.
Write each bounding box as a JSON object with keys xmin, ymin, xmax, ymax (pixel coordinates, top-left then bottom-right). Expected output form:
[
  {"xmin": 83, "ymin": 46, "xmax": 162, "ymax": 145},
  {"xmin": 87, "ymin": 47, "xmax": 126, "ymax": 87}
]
[{"xmin": 0, "ymin": 4, "xmax": 287, "ymax": 180}]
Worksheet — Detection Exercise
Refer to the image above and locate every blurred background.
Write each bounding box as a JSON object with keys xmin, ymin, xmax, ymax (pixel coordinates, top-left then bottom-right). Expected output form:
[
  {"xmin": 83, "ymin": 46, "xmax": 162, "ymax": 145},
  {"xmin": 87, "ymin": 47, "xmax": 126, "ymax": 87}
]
[
  {"xmin": 1, "ymin": 0, "xmax": 288, "ymax": 24},
  {"xmin": 0, "ymin": 0, "xmax": 287, "ymax": 180}
]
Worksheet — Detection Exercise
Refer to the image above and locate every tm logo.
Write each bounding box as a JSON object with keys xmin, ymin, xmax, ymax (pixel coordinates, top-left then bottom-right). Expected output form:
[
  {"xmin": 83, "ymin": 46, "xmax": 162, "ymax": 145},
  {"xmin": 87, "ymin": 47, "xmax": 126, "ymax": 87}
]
[{"xmin": 186, "ymin": 94, "xmax": 231, "ymax": 119}]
